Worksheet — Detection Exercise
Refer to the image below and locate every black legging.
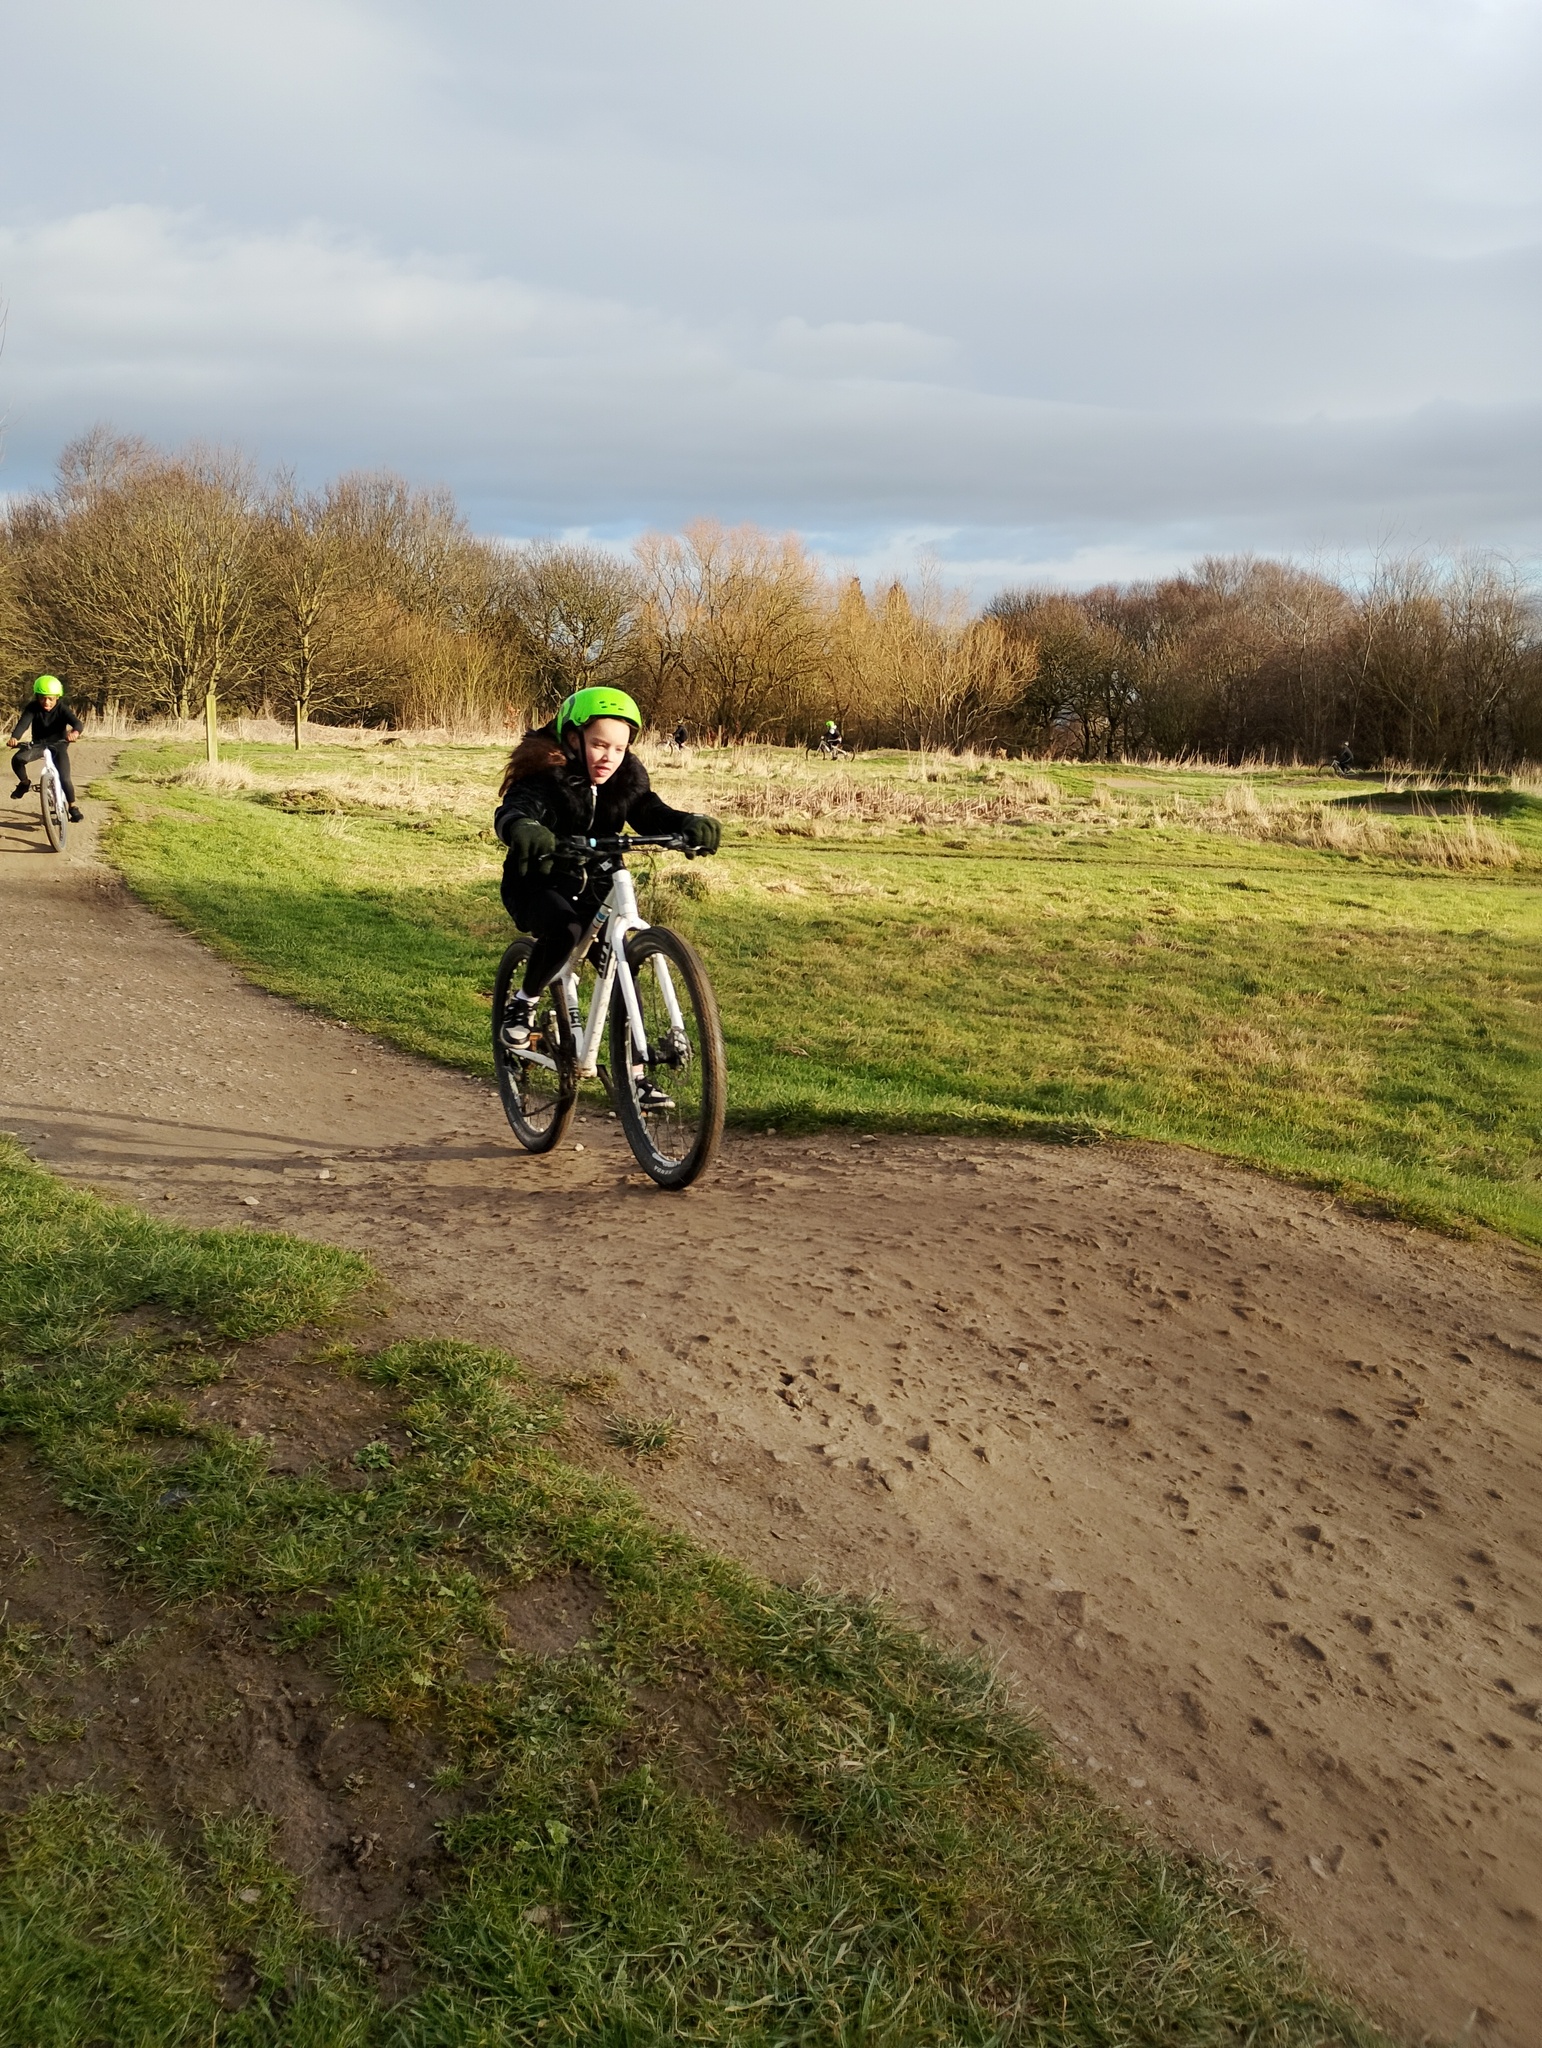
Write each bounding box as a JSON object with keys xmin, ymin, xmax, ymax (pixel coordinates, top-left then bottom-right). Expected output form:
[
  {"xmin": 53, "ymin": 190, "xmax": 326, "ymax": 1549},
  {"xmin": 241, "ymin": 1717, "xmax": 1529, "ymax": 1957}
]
[
  {"xmin": 501, "ymin": 869, "xmax": 602, "ymax": 994},
  {"xmin": 12, "ymin": 742, "xmax": 75, "ymax": 804}
]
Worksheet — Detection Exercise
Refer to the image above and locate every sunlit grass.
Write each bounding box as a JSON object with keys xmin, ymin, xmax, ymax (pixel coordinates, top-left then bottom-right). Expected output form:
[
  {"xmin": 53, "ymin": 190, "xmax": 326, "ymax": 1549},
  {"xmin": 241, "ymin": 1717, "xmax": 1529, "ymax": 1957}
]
[{"xmin": 99, "ymin": 739, "xmax": 1542, "ymax": 1242}]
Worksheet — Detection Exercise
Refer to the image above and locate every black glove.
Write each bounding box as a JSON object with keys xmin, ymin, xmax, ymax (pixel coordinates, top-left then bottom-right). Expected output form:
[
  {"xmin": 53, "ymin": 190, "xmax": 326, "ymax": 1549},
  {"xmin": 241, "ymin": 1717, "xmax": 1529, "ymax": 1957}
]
[
  {"xmin": 507, "ymin": 817, "xmax": 557, "ymax": 876},
  {"xmin": 683, "ymin": 813, "xmax": 721, "ymax": 854}
]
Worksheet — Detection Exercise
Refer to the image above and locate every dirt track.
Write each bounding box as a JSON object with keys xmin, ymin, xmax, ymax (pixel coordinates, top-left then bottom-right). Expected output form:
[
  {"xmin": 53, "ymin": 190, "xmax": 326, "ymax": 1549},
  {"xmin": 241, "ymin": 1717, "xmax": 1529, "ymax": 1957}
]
[{"xmin": 3, "ymin": 744, "xmax": 1540, "ymax": 2045}]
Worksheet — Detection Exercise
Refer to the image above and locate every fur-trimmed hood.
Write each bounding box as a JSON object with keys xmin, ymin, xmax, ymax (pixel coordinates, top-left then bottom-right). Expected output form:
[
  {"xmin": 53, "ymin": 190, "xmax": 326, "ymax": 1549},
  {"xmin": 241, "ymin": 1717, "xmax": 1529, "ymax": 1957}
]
[{"xmin": 492, "ymin": 719, "xmax": 687, "ymax": 859}]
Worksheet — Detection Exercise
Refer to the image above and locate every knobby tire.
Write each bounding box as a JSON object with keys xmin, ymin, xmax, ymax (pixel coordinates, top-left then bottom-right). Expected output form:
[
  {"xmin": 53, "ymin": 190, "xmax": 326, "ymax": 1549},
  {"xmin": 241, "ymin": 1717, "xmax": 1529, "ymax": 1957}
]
[
  {"xmin": 39, "ymin": 769, "xmax": 67, "ymax": 853},
  {"xmin": 610, "ymin": 926, "xmax": 726, "ymax": 1190},
  {"xmin": 492, "ymin": 938, "xmax": 577, "ymax": 1152}
]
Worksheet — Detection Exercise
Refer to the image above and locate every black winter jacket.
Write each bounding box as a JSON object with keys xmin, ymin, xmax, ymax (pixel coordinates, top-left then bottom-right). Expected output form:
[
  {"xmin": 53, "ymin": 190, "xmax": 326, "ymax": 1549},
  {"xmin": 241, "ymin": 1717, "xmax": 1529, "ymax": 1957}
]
[
  {"xmin": 11, "ymin": 699, "xmax": 83, "ymax": 748},
  {"xmin": 492, "ymin": 723, "xmax": 692, "ymax": 888}
]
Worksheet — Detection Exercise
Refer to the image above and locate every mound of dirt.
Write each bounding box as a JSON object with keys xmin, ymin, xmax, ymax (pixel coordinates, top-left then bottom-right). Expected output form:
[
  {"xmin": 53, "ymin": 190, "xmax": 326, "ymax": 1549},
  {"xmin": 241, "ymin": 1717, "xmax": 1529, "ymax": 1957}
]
[{"xmin": 3, "ymin": 746, "xmax": 1539, "ymax": 2045}]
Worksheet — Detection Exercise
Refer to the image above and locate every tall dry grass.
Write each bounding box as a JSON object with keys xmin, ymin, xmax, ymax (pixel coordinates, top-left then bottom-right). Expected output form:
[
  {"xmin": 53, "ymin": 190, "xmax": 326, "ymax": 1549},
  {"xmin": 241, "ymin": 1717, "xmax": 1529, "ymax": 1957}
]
[
  {"xmin": 162, "ymin": 738, "xmax": 1529, "ymax": 870},
  {"xmin": 640, "ymin": 745, "xmax": 1061, "ymax": 828},
  {"xmin": 1179, "ymin": 782, "xmax": 1517, "ymax": 869}
]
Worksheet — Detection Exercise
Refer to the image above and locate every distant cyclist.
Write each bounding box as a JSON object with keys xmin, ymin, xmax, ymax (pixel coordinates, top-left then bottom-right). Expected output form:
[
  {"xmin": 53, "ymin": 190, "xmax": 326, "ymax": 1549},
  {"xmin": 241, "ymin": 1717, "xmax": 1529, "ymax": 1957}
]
[
  {"xmin": 670, "ymin": 721, "xmax": 689, "ymax": 751},
  {"xmin": 10, "ymin": 676, "xmax": 84, "ymax": 821},
  {"xmin": 492, "ymin": 687, "xmax": 721, "ymax": 1060},
  {"xmin": 816, "ymin": 718, "xmax": 847, "ymax": 758},
  {"xmin": 1333, "ymin": 740, "xmax": 1356, "ymax": 776}
]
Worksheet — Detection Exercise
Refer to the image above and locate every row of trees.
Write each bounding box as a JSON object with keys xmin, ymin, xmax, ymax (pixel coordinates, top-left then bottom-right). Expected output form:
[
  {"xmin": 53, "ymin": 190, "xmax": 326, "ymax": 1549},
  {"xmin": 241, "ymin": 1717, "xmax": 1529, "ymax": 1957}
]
[
  {"xmin": 3, "ymin": 431, "xmax": 1538, "ymax": 766},
  {"xmin": 987, "ymin": 555, "xmax": 1542, "ymax": 768}
]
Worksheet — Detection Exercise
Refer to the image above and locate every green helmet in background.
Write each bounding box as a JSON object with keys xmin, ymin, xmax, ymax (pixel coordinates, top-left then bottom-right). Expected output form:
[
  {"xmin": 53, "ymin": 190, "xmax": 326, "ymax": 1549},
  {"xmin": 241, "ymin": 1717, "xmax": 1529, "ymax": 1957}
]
[
  {"xmin": 555, "ymin": 685, "xmax": 641, "ymax": 740},
  {"xmin": 33, "ymin": 675, "xmax": 63, "ymax": 698}
]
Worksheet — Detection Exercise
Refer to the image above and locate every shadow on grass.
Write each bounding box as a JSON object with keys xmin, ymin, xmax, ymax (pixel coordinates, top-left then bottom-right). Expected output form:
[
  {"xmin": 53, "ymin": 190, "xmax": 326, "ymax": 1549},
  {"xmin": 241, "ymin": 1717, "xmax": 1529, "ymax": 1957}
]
[{"xmin": 1328, "ymin": 788, "xmax": 1542, "ymax": 819}]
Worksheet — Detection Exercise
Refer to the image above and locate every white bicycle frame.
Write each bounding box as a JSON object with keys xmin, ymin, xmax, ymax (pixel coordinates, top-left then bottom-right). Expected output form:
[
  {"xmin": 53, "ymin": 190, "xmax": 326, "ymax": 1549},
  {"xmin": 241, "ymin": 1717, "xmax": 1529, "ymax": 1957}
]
[
  {"xmin": 526, "ymin": 863, "xmax": 689, "ymax": 1084},
  {"xmin": 36, "ymin": 749, "xmax": 69, "ymax": 840}
]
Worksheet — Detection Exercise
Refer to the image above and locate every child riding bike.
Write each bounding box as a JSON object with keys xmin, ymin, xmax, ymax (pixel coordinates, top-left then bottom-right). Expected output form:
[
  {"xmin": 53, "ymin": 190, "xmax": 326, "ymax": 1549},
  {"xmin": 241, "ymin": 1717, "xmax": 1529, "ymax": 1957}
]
[
  {"xmin": 10, "ymin": 676, "xmax": 85, "ymax": 821},
  {"xmin": 492, "ymin": 687, "xmax": 721, "ymax": 1083}
]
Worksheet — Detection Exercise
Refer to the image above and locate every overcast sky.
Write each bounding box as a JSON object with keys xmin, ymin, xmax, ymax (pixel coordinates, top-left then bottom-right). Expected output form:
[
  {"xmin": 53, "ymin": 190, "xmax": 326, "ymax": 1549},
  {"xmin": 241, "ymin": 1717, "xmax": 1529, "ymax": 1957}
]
[{"xmin": 1, "ymin": 0, "xmax": 1538, "ymax": 588}]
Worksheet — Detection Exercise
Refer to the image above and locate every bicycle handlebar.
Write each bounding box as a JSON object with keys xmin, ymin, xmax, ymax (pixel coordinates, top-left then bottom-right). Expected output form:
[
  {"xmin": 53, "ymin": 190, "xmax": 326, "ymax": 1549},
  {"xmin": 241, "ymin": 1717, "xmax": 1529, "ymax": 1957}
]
[{"xmin": 554, "ymin": 833, "xmax": 711, "ymax": 859}]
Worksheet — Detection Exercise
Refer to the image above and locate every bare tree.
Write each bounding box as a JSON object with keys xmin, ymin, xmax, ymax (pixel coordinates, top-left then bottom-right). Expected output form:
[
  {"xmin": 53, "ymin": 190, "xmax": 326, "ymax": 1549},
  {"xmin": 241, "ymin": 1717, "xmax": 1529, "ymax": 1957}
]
[
  {"xmin": 500, "ymin": 542, "xmax": 639, "ymax": 710},
  {"xmin": 37, "ymin": 442, "xmax": 262, "ymax": 721},
  {"xmin": 258, "ymin": 478, "xmax": 381, "ymax": 742},
  {"xmin": 630, "ymin": 523, "xmax": 825, "ymax": 738}
]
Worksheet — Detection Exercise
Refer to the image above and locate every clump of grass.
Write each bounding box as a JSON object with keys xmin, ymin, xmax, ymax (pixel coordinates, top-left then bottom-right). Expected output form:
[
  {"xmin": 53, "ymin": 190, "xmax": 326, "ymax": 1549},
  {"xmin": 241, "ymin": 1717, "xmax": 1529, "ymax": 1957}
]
[
  {"xmin": 603, "ymin": 1411, "xmax": 684, "ymax": 1457},
  {"xmin": 0, "ymin": 1157, "xmax": 1390, "ymax": 2044},
  {"xmin": 642, "ymin": 741, "xmax": 1067, "ymax": 830},
  {"xmin": 174, "ymin": 751, "xmax": 493, "ymax": 819},
  {"xmin": 0, "ymin": 1791, "xmax": 376, "ymax": 2039},
  {"xmin": 174, "ymin": 758, "xmax": 262, "ymax": 793},
  {"xmin": 0, "ymin": 1622, "xmax": 86, "ymax": 1748},
  {"xmin": 0, "ymin": 1137, "xmax": 372, "ymax": 1352},
  {"xmin": 1188, "ymin": 784, "xmax": 1519, "ymax": 868}
]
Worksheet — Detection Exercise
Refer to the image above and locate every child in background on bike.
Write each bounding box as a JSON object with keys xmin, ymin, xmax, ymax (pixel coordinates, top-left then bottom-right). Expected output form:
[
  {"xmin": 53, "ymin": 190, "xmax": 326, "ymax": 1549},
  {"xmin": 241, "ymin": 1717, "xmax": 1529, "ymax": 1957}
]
[
  {"xmin": 492, "ymin": 686, "xmax": 721, "ymax": 1051},
  {"xmin": 10, "ymin": 675, "xmax": 85, "ymax": 821}
]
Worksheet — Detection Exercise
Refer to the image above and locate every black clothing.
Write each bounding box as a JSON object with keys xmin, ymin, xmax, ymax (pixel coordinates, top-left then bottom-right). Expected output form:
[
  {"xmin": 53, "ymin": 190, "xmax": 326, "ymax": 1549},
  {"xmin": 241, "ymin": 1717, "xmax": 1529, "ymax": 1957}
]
[
  {"xmin": 11, "ymin": 741, "xmax": 76, "ymax": 804},
  {"xmin": 501, "ymin": 871, "xmax": 606, "ymax": 993},
  {"xmin": 10, "ymin": 699, "xmax": 82, "ymax": 806},
  {"xmin": 493, "ymin": 725, "xmax": 690, "ymax": 886},
  {"xmin": 493, "ymin": 721, "xmax": 694, "ymax": 993},
  {"xmin": 10, "ymin": 699, "xmax": 83, "ymax": 749}
]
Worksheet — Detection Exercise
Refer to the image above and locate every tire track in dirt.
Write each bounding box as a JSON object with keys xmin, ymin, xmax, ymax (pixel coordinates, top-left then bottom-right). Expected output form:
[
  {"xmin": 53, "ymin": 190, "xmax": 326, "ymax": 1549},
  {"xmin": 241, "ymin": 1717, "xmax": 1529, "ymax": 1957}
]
[{"xmin": 3, "ymin": 745, "xmax": 1539, "ymax": 2045}]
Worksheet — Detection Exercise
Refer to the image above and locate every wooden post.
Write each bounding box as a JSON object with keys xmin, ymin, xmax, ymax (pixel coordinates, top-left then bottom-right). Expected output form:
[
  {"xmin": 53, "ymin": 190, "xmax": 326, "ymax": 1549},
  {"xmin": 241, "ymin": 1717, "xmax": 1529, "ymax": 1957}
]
[
  {"xmin": 204, "ymin": 690, "xmax": 219, "ymax": 764},
  {"xmin": 294, "ymin": 699, "xmax": 304, "ymax": 750}
]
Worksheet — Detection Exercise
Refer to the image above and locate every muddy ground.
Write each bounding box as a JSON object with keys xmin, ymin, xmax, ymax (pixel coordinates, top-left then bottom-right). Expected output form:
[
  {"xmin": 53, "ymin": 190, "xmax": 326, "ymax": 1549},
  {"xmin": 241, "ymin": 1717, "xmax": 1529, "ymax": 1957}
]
[{"xmin": 1, "ymin": 745, "xmax": 1539, "ymax": 2044}]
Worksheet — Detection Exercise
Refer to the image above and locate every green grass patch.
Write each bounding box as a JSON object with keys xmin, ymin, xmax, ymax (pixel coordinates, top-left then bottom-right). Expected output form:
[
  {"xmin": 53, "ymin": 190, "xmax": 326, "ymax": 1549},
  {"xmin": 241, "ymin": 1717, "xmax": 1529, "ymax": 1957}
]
[
  {"xmin": 97, "ymin": 740, "xmax": 1542, "ymax": 1244},
  {"xmin": 0, "ymin": 1143, "xmax": 1388, "ymax": 2042},
  {"xmin": 0, "ymin": 1792, "xmax": 377, "ymax": 2047}
]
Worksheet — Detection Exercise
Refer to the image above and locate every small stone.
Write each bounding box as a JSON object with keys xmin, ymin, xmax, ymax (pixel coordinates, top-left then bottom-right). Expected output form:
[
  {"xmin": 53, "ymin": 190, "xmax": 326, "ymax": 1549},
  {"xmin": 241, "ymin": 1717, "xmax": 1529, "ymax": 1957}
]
[
  {"xmin": 240, "ymin": 1196, "xmax": 259, "ymax": 1207},
  {"xmin": 318, "ymin": 1169, "xmax": 333, "ymax": 1181},
  {"xmin": 237, "ymin": 1887, "xmax": 261, "ymax": 1905},
  {"xmin": 574, "ymin": 1143, "xmax": 585, "ymax": 1153}
]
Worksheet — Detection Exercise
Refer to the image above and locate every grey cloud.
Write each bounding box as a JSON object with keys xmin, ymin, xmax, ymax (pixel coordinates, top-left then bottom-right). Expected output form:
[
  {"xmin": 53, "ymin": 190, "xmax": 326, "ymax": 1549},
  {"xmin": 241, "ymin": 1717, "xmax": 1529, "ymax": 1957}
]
[{"xmin": 0, "ymin": 3, "xmax": 1538, "ymax": 583}]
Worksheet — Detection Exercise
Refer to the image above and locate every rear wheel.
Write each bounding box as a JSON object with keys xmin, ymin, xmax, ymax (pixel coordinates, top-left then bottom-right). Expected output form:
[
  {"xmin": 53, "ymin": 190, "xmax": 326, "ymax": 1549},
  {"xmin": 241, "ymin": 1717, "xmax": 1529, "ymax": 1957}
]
[
  {"xmin": 492, "ymin": 940, "xmax": 577, "ymax": 1152},
  {"xmin": 610, "ymin": 926, "xmax": 726, "ymax": 1189},
  {"xmin": 39, "ymin": 767, "xmax": 67, "ymax": 852}
]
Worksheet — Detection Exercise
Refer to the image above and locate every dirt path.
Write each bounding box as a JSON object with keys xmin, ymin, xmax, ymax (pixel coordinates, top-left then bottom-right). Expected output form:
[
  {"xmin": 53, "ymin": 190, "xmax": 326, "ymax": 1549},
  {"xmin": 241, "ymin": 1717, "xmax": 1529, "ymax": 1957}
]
[{"xmin": 3, "ymin": 744, "xmax": 1540, "ymax": 2045}]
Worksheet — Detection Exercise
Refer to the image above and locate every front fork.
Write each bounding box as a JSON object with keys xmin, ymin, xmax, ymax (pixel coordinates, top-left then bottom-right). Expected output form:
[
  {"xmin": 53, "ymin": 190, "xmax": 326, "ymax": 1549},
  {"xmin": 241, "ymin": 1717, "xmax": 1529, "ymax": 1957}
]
[{"xmin": 556, "ymin": 868, "xmax": 687, "ymax": 1081}]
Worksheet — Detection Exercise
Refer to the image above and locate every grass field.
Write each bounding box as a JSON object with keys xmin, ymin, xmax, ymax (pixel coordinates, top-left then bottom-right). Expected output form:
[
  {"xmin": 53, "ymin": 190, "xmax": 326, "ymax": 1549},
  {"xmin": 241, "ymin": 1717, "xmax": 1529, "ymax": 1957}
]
[
  {"xmin": 97, "ymin": 737, "xmax": 1542, "ymax": 1243},
  {"xmin": 0, "ymin": 1142, "xmax": 1388, "ymax": 2043}
]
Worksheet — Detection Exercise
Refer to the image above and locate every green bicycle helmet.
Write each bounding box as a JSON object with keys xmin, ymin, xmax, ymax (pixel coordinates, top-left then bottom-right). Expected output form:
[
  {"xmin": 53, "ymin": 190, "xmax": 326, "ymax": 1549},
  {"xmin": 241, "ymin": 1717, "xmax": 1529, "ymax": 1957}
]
[
  {"xmin": 33, "ymin": 675, "xmax": 63, "ymax": 698},
  {"xmin": 555, "ymin": 685, "xmax": 641, "ymax": 740}
]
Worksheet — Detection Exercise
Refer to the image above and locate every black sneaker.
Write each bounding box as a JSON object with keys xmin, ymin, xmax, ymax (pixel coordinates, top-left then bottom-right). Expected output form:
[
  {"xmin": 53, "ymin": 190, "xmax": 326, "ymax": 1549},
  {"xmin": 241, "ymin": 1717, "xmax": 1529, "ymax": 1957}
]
[
  {"xmin": 499, "ymin": 992, "xmax": 534, "ymax": 1052},
  {"xmin": 10, "ymin": 781, "xmax": 29, "ymax": 800},
  {"xmin": 636, "ymin": 1077, "xmax": 676, "ymax": 1113},
  {"xmin": 67, "ymin": 806, "xmax": 84, "ymax": 823}
]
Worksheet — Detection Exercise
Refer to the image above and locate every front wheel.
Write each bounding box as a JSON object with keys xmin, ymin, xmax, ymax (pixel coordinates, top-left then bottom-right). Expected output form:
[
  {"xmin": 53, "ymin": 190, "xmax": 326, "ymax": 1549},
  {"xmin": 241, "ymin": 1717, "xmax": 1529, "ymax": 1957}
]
[
  {"xmin": 610, "ymin": 927, "xmax": 726, "ymax": 1189},
  {"xmin": 39, "ymin": 772, "xmax": 67, "ymax": 853},
  {"xmin": 492, "ymin": 940, "xmax": 577, "ymax": 1152}
]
